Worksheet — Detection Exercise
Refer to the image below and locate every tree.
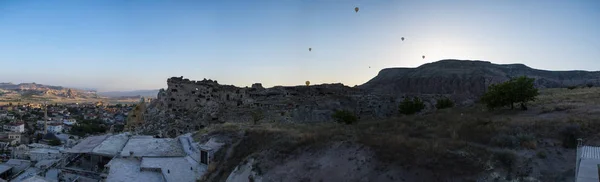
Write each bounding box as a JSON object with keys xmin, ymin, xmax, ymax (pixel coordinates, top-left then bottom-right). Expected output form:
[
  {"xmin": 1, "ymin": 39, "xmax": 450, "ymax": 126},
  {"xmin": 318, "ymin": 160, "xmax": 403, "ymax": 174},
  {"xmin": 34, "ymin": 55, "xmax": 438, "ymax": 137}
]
[
  {"xmin": 399, "ymin": 97, "xmax": 425, "ymax": 115},
  {"xmin": 48, "ymin": 139, "xmax": 62, "ymax": 146},
  {"xmin": 332, "ymin": 110, "xmax": 358, "ymax": 125},
  {"xmin": 435, "ymin": 97, "xmax": 454, "ymax": 109},
  {"xmin": 251, "ymin": 110, "xmax": 264, "ymax": 125},
  {"xmin": 481, "ymin": 76, "xmax": 539, "ymax": 110}
]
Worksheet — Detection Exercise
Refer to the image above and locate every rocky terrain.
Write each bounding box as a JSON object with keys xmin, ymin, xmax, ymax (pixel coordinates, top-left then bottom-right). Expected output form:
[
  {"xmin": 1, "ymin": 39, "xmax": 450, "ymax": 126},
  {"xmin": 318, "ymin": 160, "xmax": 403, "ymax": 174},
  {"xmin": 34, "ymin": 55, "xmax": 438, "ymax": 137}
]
[
  {"xmin": 139, "ymin": 59, "xmax": 600, "ymax": 137},
  {"xmin": 360, "ymin": 59, "xmax": 600, "ymax": 97},
  {"xmin": 0, "ymin": 82, "xmax": 99, "ymax": 99},
  {"xmin": 132, "ymin": 59, "xmax": 600, "ymax": 181}
]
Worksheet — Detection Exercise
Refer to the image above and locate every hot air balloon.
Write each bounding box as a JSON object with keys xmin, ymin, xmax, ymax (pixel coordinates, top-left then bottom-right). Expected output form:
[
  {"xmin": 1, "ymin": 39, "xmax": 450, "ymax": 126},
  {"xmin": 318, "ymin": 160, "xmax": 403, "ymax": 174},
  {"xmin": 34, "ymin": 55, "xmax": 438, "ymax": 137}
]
[
  {"xmin": 422, "ymin": 55, "xmax": 425, "ymax": 59},
  {"xmin": 308, "ymin": 48, "xmax": 312, "ymax": 52},
  {"xmin": 401, "ymin": 37, "xmax": 405, "ymax": 41},
  {"xmin": 355, "ymin": 7, "xmax": 359, "ymax": 13},
  {"xmin": 305, "ymin": 81, "xmax": 310, "ymax": 86}
]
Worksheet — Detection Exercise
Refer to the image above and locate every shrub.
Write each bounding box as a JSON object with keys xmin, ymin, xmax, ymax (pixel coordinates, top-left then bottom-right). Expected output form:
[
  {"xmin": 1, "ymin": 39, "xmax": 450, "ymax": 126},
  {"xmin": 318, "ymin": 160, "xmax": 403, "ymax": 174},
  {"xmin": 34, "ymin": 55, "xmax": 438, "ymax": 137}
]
[
  {"xmin": 536, "ymin": 151, "xmax": 547, "ymax": 159},
  {"xmin": 480, "ymin": 76, "xmax": 539, "ymax": 110},
  {"xmin": 48, "ymin": 139, "xmax": 62, "ymax": 146},
  {"xmin": 332, "ymin": 110, "xmax": 358, "ymax": 125},
  {"xmin": 587, "ymin": 83, "xmax": 594, "ymax": 88},
  {"xmin": 567, "ymin": 86, "xmax": 577, "ymax": 90},
  {"xmin": 435, "ymin": 97, "xmax": 454, "ymax": 109},
  {"xmin": 399, "ymin": 97, "xmax": 425, "ymax": 115},
  {"xmin": 494, "ymin": 149, "xmax": 518, "ymax": 170},
  {"xmin": 560, "ymin": 124, "xmax": 582, "ymax": 148},
  {"xmin": 516, "ymin": 133, "xmax": 536, "ymax": 149},
  {"xmin": 251, "ymin": 110, "xmax": 265, "ymax": 125},
  {"xmin": 490, "ymin": 134, "xmax": 519, "ymax": 148}
]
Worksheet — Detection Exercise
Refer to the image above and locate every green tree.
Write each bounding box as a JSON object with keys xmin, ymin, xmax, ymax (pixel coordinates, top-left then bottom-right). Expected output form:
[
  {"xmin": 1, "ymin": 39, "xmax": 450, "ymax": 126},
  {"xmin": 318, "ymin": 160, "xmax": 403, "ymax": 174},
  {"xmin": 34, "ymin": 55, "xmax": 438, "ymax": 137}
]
[
  {"xmin": 332, "ymin": 110, "xmax": 358, "ymax": 125},
  {"xmin": 481, "ymin": 76, "xmax": 539, "ymax": 110},
  {"xmin": 399, "ymin": 97, "xmax": 425, "ymax": 115},
  {"xmin": 435, "ymin": 97, "xmax": 454, "ymax": 109},
  {"xmin": 251, "ymin": 110, "xmax": 264, "ymax": 125},
  {"xmin": 48, "ymin": 139, "xmax": 62, "ymax": 146}
]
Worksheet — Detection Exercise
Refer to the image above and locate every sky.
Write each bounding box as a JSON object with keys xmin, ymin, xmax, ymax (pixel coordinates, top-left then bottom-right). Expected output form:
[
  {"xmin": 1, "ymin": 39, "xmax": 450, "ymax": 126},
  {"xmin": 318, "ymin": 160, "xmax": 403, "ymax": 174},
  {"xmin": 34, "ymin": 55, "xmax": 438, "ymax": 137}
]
[{"xmin": 0, "ymin": 0, "xmax": 599, "ymax": 91}]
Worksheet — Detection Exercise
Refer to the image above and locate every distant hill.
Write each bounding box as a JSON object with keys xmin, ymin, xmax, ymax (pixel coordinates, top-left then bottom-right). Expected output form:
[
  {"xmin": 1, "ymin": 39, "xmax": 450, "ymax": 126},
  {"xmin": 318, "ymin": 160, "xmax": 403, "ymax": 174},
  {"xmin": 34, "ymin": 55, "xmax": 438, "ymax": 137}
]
[
  {"xmin": 0, "ymin": 82, "xmax": 98, "ymax": 99},
  {"xmin": 359, "ymin": 59, "xmax": 600, "ymax": 97},
  {"xmin": 98, "ymin": 90, "xmax": 159, "ymax": 98}
]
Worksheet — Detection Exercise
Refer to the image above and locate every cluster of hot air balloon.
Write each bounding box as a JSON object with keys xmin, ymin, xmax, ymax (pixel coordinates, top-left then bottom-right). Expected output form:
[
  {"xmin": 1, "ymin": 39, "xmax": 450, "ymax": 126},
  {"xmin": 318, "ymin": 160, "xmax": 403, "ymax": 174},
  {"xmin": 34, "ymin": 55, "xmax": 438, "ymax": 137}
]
[{"xmin": 304, "ymin": 6, "xmax": 425, "ymax": 86}]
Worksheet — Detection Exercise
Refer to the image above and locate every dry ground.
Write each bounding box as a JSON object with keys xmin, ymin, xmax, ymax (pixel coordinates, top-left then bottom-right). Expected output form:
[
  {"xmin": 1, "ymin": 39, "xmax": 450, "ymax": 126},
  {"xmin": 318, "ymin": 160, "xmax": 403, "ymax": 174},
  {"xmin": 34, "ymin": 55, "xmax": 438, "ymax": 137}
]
[{"xmin": 195, "ymin": 87, "xmax": 600, "ymax": 182}]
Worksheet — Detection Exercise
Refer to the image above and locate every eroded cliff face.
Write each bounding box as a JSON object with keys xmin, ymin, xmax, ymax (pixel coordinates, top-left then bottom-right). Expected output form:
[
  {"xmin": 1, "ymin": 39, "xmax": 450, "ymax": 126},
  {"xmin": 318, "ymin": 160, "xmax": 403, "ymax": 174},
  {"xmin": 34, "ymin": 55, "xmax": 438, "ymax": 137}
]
[
  {"xmin": 140, "ymin": 77, "xmax": 403, "ymax": 137},
  {"xmin": 360, "ymin": 59, "xmax": 600, "ymax": 97}
]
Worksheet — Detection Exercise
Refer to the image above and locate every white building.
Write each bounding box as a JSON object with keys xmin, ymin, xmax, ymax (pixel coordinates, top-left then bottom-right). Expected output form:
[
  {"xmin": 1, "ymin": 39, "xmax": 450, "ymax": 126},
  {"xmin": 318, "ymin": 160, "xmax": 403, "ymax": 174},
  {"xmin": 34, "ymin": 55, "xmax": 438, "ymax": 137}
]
[
  {"xmin": 46, "ymin": 123, "xmax": 63, "ymax": 134},
  {"xmin": 29, "ymin": 148, "xmax": 62, "ymax": 162},
  {"xmin": 3, "ymin": 122, "xmax": 25, "ymax": 133}
]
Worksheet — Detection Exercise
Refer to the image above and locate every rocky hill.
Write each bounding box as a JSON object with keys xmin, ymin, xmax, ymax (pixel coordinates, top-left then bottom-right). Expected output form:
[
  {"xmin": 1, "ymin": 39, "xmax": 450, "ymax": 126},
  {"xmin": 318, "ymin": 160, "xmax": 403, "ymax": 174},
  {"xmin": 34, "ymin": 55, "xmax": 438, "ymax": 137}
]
[
  {"xmin": 0, "ymin": 82, "xmax": 98, "ymax": 99},
  {"xmin": 360, "ymin": 59, "xmax": 600, "ymax": 97},
  {"xmin": 137, "ymin": 59, "xmax": 600, "ymax": 136},
  {"xmin": 138, "ymin": 77, "xmax": 400, "ymax": 137}
]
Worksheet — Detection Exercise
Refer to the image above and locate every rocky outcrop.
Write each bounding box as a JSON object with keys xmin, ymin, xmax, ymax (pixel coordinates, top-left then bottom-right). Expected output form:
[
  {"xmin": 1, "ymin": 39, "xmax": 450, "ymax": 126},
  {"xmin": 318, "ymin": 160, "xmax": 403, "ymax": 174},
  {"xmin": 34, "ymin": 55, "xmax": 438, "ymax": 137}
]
[
  {"xmin": 140, "ymin": 60, "xmax": 600, "ymax": 136},
  {"xmin": 0, "ymin": 82, "xmax": 98, "ymax": 98},
  {"xmin": 360, "ymin": 59, "xmax": 600, "ymax": 98},
  {"xmin": 140, "ymin": 77, "xmax": 404, "ymax": 136}
]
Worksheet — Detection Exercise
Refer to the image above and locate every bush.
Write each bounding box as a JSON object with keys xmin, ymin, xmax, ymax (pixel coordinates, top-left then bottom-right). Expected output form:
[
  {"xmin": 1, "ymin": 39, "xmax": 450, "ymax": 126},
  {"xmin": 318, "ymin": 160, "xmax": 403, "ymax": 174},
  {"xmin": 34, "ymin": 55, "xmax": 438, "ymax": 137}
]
[
  {"xmin": 332, "ymin": 110, "xmax": 357, "ymax": 125},
  {"xmin": 536, "ymin": 151, "xmax": 547, "ymax": 159},
  {"xmin": 435, "ymin": 97, "xmax": 454, "ymax": 109},
  {"xmin": 560, "ymin": 124, "xmax": 582, "ymax": 148},
  {"xmin": 490, "ymin": 134, "xmax": 519, "ymax": 148},
  {"xmin": 480, "ymin": 76, "xmax": 539, "ymax": 110},
  {"xmin": 399, "ymin": 97, "xmax": 425, "ymax": 115},
  {"xmin": 48, "ymin": 139, "xmax": 62, "ymax": 146},
  {"xmin": 567, "ymin": 86, "xmax": 577, "ymax": 90},
  {"xmin": 587, "ymin": 83, "xmax": 594, "ymax": 88},
  {"xmin": 494, "ymin": 150, "xmax": 518, "ymax": 170}
]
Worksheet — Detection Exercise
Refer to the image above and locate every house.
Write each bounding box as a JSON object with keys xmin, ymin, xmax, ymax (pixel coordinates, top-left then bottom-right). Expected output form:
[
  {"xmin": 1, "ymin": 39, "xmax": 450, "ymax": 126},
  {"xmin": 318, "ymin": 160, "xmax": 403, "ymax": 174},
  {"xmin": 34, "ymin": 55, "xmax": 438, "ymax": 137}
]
[
  {"xmin": 47, "ymin": 123, "xmax": 63, "ymax": 134},
  {"xmin": 3, "ymin": 122, "xmax": 24, "ymax": 133},
  {"xmin": 7, "ymin": 133, "xmax": 21, "ymax": 145},
  {"xmin": 4, "ymin": 114, "xmax": 14, "ymax": 120},
  {"xmin": 0, "ymin": 111, "xmax": 7, "ymax": 119}
]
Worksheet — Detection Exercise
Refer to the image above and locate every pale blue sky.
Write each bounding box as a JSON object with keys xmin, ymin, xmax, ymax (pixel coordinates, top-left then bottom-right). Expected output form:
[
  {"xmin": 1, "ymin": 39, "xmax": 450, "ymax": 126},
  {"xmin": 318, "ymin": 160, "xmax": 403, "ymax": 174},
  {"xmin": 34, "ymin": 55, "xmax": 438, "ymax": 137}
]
[{"xmin": 0, "ymin": 0, "xmax": 599, "ymax": 91}]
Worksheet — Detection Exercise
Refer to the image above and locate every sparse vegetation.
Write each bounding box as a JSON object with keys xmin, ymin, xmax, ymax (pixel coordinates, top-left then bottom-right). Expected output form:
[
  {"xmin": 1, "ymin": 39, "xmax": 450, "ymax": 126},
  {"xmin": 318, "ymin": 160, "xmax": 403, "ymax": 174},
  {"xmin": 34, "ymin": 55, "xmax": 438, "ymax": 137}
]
[
  {"xmin": 435, "ymin": 97, "xmax": 454, "ymax": 109},
  {"xmin": 480, "ymin": 76, "xmax": 539, "ymax": 110},
  {"xmin": 398, "ymin": 97, "xmax": 425, "ymax": 115},
  {"xmin": 251, "ymin": 110, "xmax": 265, "ymax": 125},
  {"xmin": 194, "ymin": 86, "xmax": 600, "ymax": 181},
  {"xmin": 48, "ymin": 139, "xmax": 62, "ymax": 146},
  {"xmin": 332, "ymin": 110, "xmax": 358, "ymax": 124},
  {"xmin": 69, "ymin": 119, "xmax": 108, "ymax": 137}
]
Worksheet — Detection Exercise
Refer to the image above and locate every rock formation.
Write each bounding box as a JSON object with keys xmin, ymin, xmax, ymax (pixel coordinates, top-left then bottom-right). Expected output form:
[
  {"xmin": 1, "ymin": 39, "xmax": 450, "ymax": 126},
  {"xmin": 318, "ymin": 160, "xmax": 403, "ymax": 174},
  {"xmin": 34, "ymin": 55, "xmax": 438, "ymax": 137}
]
[
  {"xmin": 140, "ymin": 77, "xmax": 402, "ymax": 137},
  {"xmin": 140, "ymin": 60, "xmax": 600, "ymax": 136},
  {"xmin": 360, "ymin": 59, "xmax": 600, "ymax": 98}
]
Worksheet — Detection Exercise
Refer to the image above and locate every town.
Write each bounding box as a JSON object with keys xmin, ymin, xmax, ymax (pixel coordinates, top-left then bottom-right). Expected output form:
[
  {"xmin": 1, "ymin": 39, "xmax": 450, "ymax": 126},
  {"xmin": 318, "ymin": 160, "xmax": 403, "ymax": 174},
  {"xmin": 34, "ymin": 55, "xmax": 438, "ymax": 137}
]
[{"xmin": 0, "ymin": 97, "xmax": 214, "ymax": 182}]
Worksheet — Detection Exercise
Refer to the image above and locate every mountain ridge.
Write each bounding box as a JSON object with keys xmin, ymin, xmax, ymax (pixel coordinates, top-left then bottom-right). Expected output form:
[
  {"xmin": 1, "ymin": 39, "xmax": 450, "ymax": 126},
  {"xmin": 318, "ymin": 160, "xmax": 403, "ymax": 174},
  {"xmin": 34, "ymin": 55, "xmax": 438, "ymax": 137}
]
[{"xmin": 359, "ymin": 59, "xmax": 600, "ymax": 97}]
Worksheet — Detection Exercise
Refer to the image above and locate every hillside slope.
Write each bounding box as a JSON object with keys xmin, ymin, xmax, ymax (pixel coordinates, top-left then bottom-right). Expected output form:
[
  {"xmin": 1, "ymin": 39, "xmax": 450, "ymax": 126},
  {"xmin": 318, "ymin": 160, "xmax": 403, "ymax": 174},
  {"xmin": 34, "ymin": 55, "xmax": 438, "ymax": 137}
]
[
  {"xmin": 359, "ymin": 59, "xmax": 600, "ymax": 97},
  {"xmin": 0, "ymin": 82, "xmax": 98, "ymax": 99}
]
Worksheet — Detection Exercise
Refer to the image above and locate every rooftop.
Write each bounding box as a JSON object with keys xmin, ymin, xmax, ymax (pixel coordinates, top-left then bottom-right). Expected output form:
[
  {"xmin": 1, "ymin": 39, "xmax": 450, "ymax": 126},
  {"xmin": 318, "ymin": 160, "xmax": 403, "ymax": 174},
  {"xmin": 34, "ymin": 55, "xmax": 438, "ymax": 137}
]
[
  {"xmin": 20, "ymin": 175, "xmax": 50, "ymax": 182},
  {"xmin": 120, "ymin": 138, "xmax": 185, "ymax": 157},
  {"xmin": 65, "ymin": 134, "xmax": 110, "ymax": 154},
  {"xmin": 105, "ymin": 158, "xmax": 165, "ymax": 182},
  {"xmin": 0, "ymin": 165, "xmax": 12, "ymax": 174},
  {"xmin": 91, "ymin": 133, "xmax": 130, "ymax": 157},
  {"xmin": 30, "ymin": 148, "xmax": 60, "ymax": 154},
  {"xmin": 141, "ymin": 156, "xmax": 205, "ymax": 182}
]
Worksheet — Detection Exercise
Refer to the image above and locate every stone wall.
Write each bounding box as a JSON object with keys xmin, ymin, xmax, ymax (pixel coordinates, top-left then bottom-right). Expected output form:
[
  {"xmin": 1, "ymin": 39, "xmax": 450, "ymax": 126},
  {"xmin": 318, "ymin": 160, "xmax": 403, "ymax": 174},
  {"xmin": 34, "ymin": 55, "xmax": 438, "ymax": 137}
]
[{"xmin": 140, "ymin": 77, "xmax": 403, "ymax": 136}]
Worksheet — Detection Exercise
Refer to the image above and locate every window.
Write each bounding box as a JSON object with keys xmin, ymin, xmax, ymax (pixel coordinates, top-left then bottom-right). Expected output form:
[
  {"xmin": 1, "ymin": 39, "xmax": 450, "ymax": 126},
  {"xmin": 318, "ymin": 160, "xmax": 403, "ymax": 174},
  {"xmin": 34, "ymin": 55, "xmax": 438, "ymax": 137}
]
[{"xmin": 200, "ymin": 150, "xmax": 209, "ymax": 165}]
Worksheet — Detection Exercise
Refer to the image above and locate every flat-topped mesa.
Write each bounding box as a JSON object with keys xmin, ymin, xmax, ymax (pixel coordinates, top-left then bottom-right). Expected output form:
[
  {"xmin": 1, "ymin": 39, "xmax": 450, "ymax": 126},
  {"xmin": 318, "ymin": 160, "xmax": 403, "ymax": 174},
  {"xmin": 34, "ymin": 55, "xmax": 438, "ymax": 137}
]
[{"xmin": 142, "ymin": 77, "xmax": 399, "ymax": 137}]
